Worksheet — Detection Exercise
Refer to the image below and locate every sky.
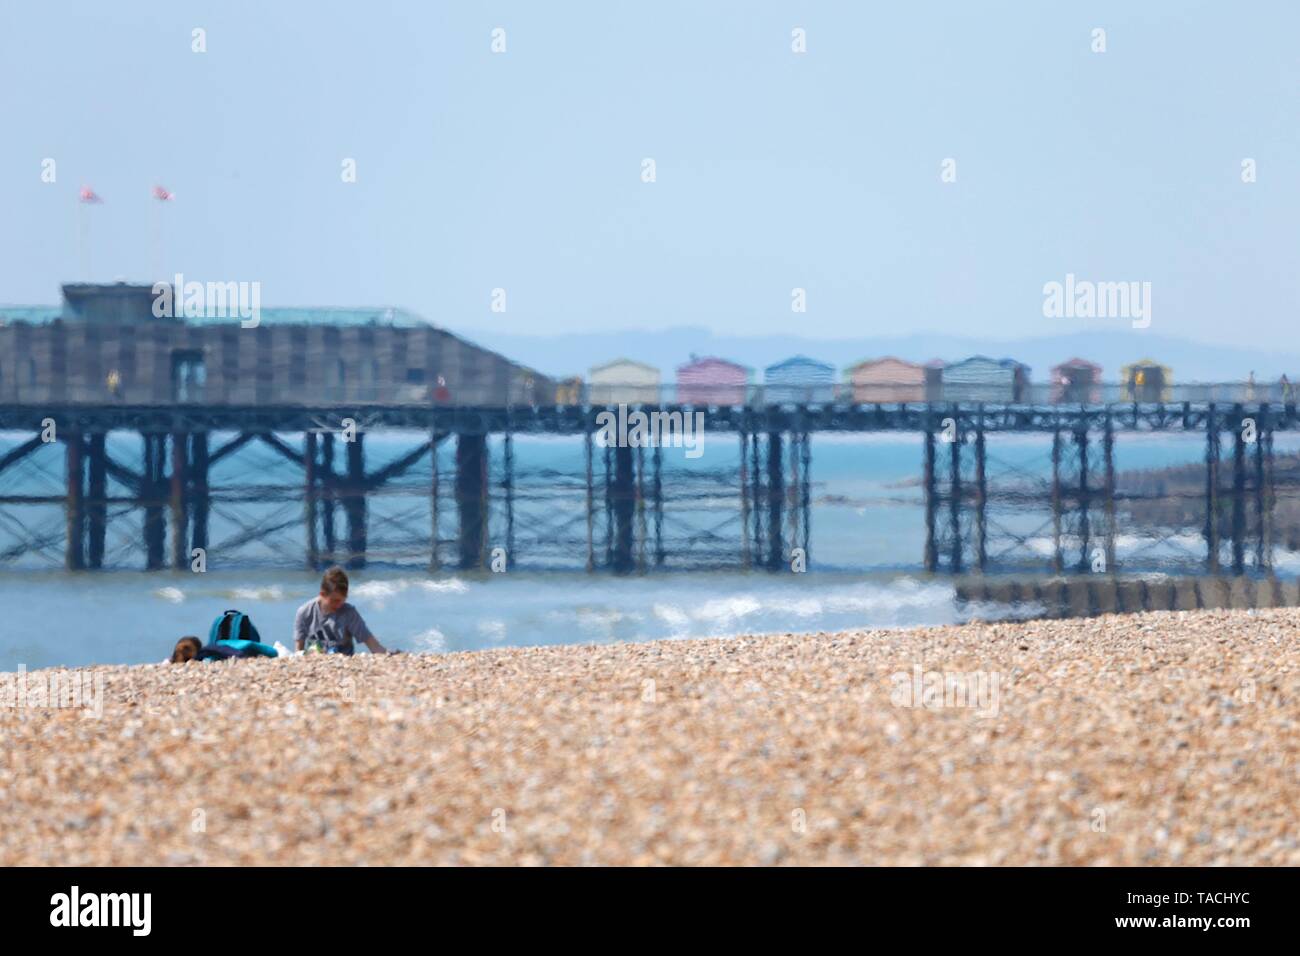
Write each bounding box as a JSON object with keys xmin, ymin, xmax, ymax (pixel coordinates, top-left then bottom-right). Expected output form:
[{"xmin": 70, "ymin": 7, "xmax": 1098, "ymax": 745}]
[{"xmin": 1, "ymin": 1, "xmax": 1297, "ymax": 349}]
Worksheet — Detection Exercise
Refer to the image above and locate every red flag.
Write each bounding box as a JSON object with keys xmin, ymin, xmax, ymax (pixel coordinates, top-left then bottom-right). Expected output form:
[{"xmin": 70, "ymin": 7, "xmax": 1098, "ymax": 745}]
[
  {"xmin": 79, "ymin": 185, "xmax": 103, "ymax": 204},
  {"xmin": 152, "ymin": 185, "xmax": 173, "ymax": 201}
]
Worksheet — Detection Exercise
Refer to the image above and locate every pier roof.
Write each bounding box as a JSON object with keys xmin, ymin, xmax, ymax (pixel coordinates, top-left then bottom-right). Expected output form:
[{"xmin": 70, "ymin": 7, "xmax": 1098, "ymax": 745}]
[{"xmin": 0, "ymin": 301, "xmax": 434, "ymax": 328}]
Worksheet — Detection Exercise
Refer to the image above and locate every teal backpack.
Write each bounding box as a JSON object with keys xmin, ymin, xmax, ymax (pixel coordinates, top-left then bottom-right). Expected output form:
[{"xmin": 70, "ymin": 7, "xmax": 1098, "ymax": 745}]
[{"xmin": 204, "ymin": 610, "xmax": 276, "ymax": 659}]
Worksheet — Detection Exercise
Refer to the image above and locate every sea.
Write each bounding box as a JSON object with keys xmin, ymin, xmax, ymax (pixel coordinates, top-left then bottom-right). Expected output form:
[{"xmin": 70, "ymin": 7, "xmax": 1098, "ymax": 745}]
[{"xmin": 3, "ymin": 428, "xmax": 1297, "ymax": 670}]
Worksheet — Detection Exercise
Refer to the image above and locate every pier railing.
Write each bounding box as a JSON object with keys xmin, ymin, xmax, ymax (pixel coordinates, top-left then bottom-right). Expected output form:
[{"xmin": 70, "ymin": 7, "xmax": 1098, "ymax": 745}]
[{"xmin": 4, "ymin": 380, "xmax": 1294, "ymax": 409}]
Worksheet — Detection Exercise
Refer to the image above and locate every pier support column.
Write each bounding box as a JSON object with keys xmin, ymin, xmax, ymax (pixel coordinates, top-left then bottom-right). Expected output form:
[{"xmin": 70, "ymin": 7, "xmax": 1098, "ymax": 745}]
[
  {"xmin": 584, "ymin": 429, "xmax": 595, "ymax": 572},
  {"xmin": 611, "ymin": 444, "xmax": 635, "ymax": 574},
  {"xmin": 789, "ymin": 430, "xmax": 801, "ymax": 563},
  {"xmin": 456, "ymin": 433, "xmax": 488, "ymax": 570},
  {"xmin": 948, "ymin": 426, "xmax": 962, "ymax": 574},
  {"xmin": 504, "ymin": 433, "xmax": 514, "ymax": 571},
  {"xmin": 86, "ymin": 433, "xmax": 107, "ymax": 569},
  {"xmin": 974, "ymin": 414, "xmax": 987, "ymax": 572},
  {"xmin": 1103, "ymin": 412, "xmax": 1116, "ymax": 572},
  {"xmin": 636, "ymin": 445, "xmax": 648, "ymax": 572},
  {"xmin": 171, "ymin": 431, "xmax": 189, "ymax": 570},
  {"xmin": 65, "ymin": 433, "xmax": 85, "ymax": 570},
  {"xmin": 1231, "ymin": 407, "xmax": 1247, "ymax": 574},
  {"xmin": 320, "ymin": 433, "xmax": 337, "ymax": 564},
  {"xmin": 799, "ymin": 430, "xmax": 811, "ymax": 562},
  {"xmin": 1051, "ymin": 426, "xmax": 1063, "ymax": 574},
  {"xmin": 143, "ymin": 433, "xmax": 166, "ymax": 570},
  {"xmin": 305, "ymin": 431, "xmax": 319, "ymax": 570},
  {"xmin": 1205, "ymin": 405, "xmax": 1220, "ymax": 572},
  {"xmin": 923, "ymin": 426, "xmax": 937, "ymax": 572},
  {"xmin": 1264, "ymin": 422, "xmax": 1275, "ymax": 568},
  {"xmin": 740, "ymin": 429, "xmax": 750, "ymax": 568},
  {"xmin": 431, "ymin": 431, "xmax": 441, "ymax": 572},
  {"xmin": 345, "ymin": 433, "xmax": 366, "ymax": 569},
  {"xmin": 750, "ymin": 431, "xmax": 763, "ymax": 561},
  {"xmin": 191, "ymin": 433, "xmax": 209, "ymax": 559},
  {"xmin": 1075, "ymin": 426, "xmax": 1091, "ymax": 572},
  {"xmin": 766, "ymin": 431, "xmax": 784, "ymax": 570},
  {"xmin": 603, "ymin": 443, "xmax": 613, "ymax": 567},
  {"xmin": 653, "ymin": 442, "xmax": 664, "ymax": 567},
  {"xmin": 1255, "ymin": 410, "xmax": 1272, "ymax": 570}
]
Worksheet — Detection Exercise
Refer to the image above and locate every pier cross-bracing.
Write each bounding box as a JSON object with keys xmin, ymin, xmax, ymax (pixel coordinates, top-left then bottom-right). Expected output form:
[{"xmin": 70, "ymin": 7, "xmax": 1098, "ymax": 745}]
[{"xmin": 0, "ymin": 398, "xmax": 1291, "ymax": 575}]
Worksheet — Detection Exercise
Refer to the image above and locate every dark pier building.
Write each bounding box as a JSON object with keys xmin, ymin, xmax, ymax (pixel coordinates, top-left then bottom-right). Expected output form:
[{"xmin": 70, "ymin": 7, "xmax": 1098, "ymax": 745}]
[
  {"xmin": 0, "ymin": 282, "xmax": 550, "ymax": 407},
  {"xmin": 0, "ymin": 283, "xmax": 553, "ymax": 571}
]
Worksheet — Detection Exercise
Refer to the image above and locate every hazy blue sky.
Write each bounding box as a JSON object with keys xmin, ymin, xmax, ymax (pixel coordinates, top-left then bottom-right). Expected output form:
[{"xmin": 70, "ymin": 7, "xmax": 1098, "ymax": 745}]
[{"xmin": 1, "ymin": 1, "xmax": 1296, "ymax": 347}]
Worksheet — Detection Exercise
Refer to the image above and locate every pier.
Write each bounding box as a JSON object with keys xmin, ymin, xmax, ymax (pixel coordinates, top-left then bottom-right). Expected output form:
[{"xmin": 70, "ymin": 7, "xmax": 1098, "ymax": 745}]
[{"xmin": 0, "ymin": 394, "xmax": 1294, "ymax": 575}]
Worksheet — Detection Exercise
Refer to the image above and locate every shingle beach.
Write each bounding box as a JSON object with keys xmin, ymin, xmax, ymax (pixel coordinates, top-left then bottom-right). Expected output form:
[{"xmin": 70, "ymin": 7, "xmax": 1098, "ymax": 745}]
[{"xmin": 2, "ymin": 608, "xmax": 1297, "ymax": 865}]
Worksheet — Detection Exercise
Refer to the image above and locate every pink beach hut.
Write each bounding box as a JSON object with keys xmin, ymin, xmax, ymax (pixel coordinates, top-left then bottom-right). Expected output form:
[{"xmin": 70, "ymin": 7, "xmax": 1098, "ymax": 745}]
[
  {"xmin": 1051, "ymin": 358, "xmax": 1103, "ymax": 404},
  {"xmin": 675, "ymin": 355, "xmax": 750, "ymax": 406}
]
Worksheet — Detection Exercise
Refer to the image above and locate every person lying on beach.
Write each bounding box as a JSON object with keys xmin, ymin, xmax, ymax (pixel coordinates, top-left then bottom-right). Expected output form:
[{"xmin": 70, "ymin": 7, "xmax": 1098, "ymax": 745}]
[
  {"xmin": 294, "ymin": 566, "xmax": 390, "ymax": 656},
  {"xmin": 168, "ymin": 631, "xmax": 281, "ymax": 663},
  {"xmin": 170, "ymin": 636, "xmax": 202, "ymax": 663}
]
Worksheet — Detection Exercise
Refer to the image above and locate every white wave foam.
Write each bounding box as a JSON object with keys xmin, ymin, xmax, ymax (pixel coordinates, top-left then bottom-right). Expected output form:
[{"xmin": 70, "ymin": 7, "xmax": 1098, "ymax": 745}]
[
  {"xmin": 418, "ymin": 578, "xmax": 469, "ymax": 594},
  {"xmin": 154, "ymin": 586, "xmax": 186, "ymax": 604},
  {"xmin": 651, "ymin": 603, "xmax": 691, "ymax": 631},
  {"xmin": 352, "ymin": 577, "xmax": 469, "ymax": 607},
  {"xmin": 1267, "ymin": 550, "xmax": 1300, "ymax": 571},
  {"xmin": 575, "ymin": 606, "xmax": 632, "ymax": 626},
  {"xmin": 695, "ymin": 596, "xmax": 763, "ymax": 624},
  {"xmin": 646, "ymin": 579, "xmax": 954, "ymax": 637},
  {"xmin": 351, "ymin": 580, "xmax": 407, "ymax": 604},
  {"xmin": 223, "ymin": 585, "xmax": 285, "ymax": 601},
  {"xmin": 408, "ymin": 628, "xmax": 448, "ymax": 654}
]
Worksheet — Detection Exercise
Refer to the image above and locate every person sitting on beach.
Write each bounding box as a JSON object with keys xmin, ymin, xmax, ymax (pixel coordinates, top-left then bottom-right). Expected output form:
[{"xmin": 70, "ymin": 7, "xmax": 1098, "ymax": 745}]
[{"xmin": 295, "ymin": 566, "xmax": 390, "ymax": 656}]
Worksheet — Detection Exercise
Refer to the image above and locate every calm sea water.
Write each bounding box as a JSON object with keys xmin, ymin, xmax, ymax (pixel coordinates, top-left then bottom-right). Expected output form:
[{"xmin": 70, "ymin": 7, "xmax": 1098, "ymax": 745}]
[{"xmin": 3, "ymin": 430, "xmax": 1297, "ymax": 668}]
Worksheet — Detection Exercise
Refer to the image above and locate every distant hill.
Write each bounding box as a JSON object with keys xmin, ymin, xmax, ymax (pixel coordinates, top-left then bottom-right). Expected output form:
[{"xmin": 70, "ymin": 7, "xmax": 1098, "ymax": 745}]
[{"xmin": 453, "ymin": 326, "xmax": 1300, "ymax": 384}]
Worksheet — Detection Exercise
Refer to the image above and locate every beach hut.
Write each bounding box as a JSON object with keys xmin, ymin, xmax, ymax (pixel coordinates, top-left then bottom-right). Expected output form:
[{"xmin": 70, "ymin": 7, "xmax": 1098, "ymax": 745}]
[
  {"xmin": 941, "ymin": 356, "xmax": 1030, "ymax": 403},
  {"xmin": 1005, "ymin": 359, "xmax": 1031, "ymax": 401},
  {"xmin": 1121, "ymin": 358, "xmax": 1172, "ymax": 403},
  {"xmin": 675, "ymin": 355, "xmax": 750, "ymax": 406},
  {"xmin": 1051, "ymin": 358, "xmax": 1102, "ymax": 404},
  {"xmin": 764, "ymin": 355, "xmax": 835, "ymax": 404},
  {"xmin": 845, "ymin": 357, "xmax": 926, "ymax": 403},
  {"xmin": 554, "ymin": 375, "xmax": 583, "ymax": 406},
  {"xmin": 588, "ymin": 358, "xmax": 661, "ymax": 405}
]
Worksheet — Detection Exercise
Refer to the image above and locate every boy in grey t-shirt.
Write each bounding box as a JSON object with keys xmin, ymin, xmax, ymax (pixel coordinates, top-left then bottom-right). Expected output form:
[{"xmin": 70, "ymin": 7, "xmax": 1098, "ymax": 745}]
[{"xmin": 295, "ymin": 566, "xmax": 389, "ymax": 656}]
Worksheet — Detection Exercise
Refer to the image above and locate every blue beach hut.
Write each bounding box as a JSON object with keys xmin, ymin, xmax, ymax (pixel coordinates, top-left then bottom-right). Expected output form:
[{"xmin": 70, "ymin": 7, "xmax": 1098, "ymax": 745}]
[{"xmin": 763, "ymin": 355, "xmax": 835, "ymax": 404}]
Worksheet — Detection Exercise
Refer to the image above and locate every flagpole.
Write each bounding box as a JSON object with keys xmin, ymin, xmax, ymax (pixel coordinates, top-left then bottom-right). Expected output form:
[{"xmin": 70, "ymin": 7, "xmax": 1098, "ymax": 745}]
[
  {"xmin": 150, "ymin": 185, "xmax": 172, "ymax": 282},
  {"xmin": 150, "ymin": 191, "xmax": 159, "ymax": 282},
  {"xmin": 78, "ymin": 199, "xmax": 87, "ymax": 281}
]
